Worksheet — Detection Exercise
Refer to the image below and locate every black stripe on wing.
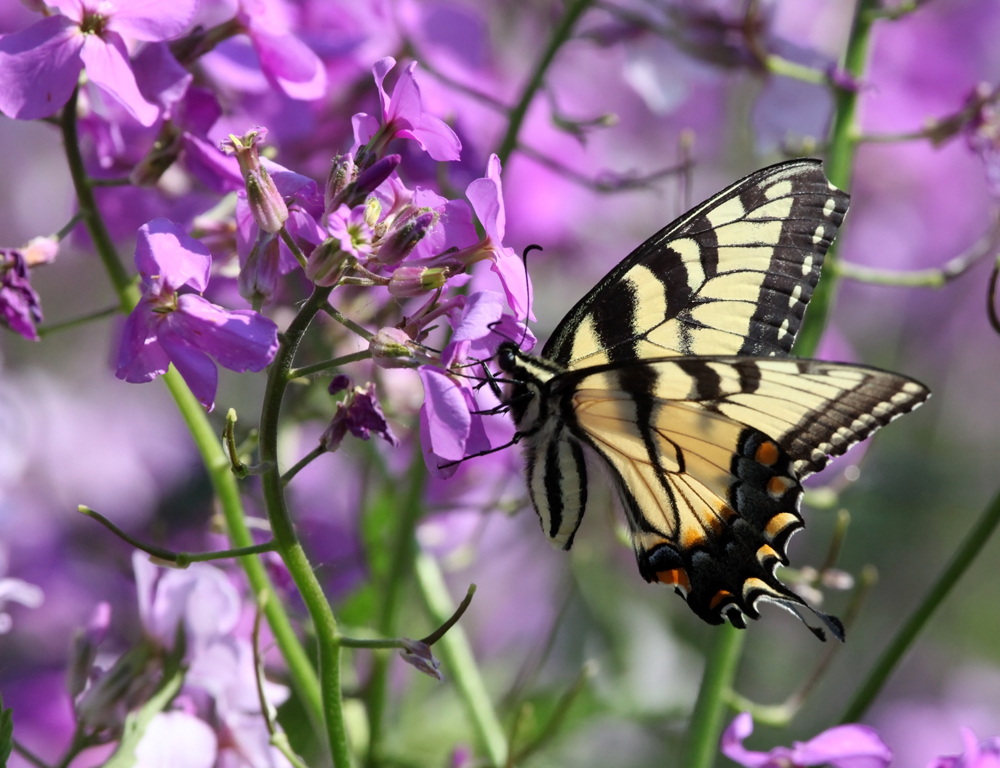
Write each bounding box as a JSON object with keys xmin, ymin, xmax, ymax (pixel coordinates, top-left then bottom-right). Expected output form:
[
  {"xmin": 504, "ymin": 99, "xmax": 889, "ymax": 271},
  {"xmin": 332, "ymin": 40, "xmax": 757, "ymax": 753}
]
[{"xmin": 542, "ymin": 160, "xmax": 849, "ymax": 368}]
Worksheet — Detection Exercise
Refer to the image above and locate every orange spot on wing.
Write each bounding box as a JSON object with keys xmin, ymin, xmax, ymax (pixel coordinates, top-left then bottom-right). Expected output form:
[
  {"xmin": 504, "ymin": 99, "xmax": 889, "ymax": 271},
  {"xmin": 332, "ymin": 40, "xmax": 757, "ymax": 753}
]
[
  {"xmin": 767, "ymin": 475, "xmax": 794, "ymax": 498},
  {"xmin": 756, "ymin": 544, "xmax": 779, "ymax": 564},
  {"xmin": 680, "ymin": 527, "xmax": 707, "ymax": 550},
  {"xmin": 755, "ymin": 440, "xmax": 779, "ymax": 466},
  {"xmin": 709, "ymin": 590, "xmax": 733, "ymax": 610},
  {"xmin": 765, "ymin": 512, "xmax": 799, "ymax": 539},
  {"xmin": 655, "ymin": 568, "xmax": 691, "ymax": 592}
]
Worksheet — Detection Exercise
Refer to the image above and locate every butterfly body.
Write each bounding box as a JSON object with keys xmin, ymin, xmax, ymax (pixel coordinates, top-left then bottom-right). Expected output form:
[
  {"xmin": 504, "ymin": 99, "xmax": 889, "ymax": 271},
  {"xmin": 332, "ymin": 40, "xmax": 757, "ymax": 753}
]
[{"xmin": 497, "ymin": 160, "xmax": 930, "ymax": 640}]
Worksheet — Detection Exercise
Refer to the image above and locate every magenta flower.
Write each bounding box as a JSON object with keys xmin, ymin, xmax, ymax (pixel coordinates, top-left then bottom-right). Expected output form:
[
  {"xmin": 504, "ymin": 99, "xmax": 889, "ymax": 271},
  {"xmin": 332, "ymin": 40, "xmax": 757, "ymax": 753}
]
[
  {"xmin": 462, "ymin": 155, "xmax": 535, "ymax": 321},
  {"xmin": 328, "ymin": 204, "xmax": 375, "ymax": 257},
  {"xmin": 929, "ymin": 729, "xmax": 1000, "ymax": 768},
  {"xmin": 115, "ymin": 219, "xmax": 279, "ymax": 411},
  {"xmin": 722, "ymin": 713, "xmax": 893, "ymax": 768},
  {"xmin": 236, "ymin": 0, "xmax": 327, "ymax": 101},
  {"xmin": 353, "ymin": 57, "xmax": 462, "ymax": 162},
  {"xmin": 0, "ymin": 0, "xmax": 198, "ymax": 125}
]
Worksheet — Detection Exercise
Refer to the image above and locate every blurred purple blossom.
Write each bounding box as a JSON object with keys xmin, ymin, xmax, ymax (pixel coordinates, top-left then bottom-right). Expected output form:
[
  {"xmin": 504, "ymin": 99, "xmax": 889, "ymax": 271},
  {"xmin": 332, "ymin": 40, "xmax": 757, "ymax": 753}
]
[
  {"xmin": 0, "ymin": 545, "xmax": 44, "ymax": 634},
  {"xmin": 353, "ymin": 56, "xmax": 462, "ymax": 162},
  {"xmin": 115, "ymin": 219, "xmax": 279, "ymax": 411},
  {"xmin": 722, "ymin": 712, "xmax": 893, "ymax": 768},
  {"xmin": 0, "ymin": 0, "xmax": 197, "ymax": 125},
  {"xmin": 963, "ymin": 83, "xmax": 1000, "ymax": 196},
  {"xmin": 930, "ymin": 729, "xmax": 1000, "ymax": 768},
  {"xmin": 0, "ymin": 247, "xmax": 43, "ymax": 341}
]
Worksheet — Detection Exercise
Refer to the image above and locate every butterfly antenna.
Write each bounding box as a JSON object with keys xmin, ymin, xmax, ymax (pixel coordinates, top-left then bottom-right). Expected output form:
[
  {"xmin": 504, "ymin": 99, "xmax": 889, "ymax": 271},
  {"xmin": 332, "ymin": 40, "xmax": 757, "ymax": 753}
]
[{"xmin": 519, "ymin": 244, "xmax": 542, "ymax": 348}]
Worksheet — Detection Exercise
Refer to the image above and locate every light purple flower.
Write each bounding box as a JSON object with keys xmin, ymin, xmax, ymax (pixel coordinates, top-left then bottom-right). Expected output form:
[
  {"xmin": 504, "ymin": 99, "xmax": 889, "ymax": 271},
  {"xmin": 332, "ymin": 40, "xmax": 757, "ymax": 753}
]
[
  {"xmin": 462, "ymin": 155, "xmax": 534, "ymax": 321},
  {"xmin": 0, "ymin": 0, "xmax": 198, "ymax": 125},
  {"xmin": 722, "ymin": 712, "xmax": 893, "ymax": 768},
  {"xmin": 418, "ymin": 366, "xmax": 491, "ymax": 479},
  {"xmin": 115, "ymin": 219, "xmax": 279, "ymax": 411},
  {"xmin": 963, "ymin": 84, "xmax": 1000, "ymax": 196},
  {"xmin": 135, "ymin": 711, "xmax": 218, "ymax": 768},
  {"xmin": 236, "ymin": 0, "xmax": 327, "ymax": 101},
  {"xmin": 353, "ymin": 57, "xmax": 462, "ymax": 162},
  {"xmin": 328, "ymin": 203, "xmax": 374, "ymax": 257},
  {"xmin": 929, "ymin": 729, "xmax": 1000, "ymax": 768},
  {"xmin": 0, "ymin": 545, "xmax": 44, "ymax": 634}
]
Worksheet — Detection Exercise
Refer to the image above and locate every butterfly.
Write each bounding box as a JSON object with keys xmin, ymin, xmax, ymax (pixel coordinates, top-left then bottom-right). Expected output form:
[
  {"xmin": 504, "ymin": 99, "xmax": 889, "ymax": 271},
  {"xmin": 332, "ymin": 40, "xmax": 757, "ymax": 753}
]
[{"xmin": 495, "ymin": 159, "xmax": 929, "ymax": 641}]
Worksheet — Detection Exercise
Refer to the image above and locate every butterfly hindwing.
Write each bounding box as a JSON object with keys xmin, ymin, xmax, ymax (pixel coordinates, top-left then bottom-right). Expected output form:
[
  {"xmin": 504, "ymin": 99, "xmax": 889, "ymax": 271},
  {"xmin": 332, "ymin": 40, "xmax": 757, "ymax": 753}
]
[
  {"xmin": 543, "ymin": 159, "xmax": 849, "ymax": 369},
  {"xmin": 556, "ymin": 356, "xmax": 929, "ymax": 638}
]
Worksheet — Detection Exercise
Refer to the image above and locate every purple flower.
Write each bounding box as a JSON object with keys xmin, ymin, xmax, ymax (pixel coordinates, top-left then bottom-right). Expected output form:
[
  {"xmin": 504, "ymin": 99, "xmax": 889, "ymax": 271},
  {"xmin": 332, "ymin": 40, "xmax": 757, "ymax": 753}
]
[
  {"xmin": 236, "ymin": 0, "xmax": 327, "ymax": 101},
  {"xmin": 929, "ymin": 729, "xmax": 1000, "ymax": 768},
  {"xmin": 461, "ymin": 155, "xmax": 534, "ymax": 321},
  {"xmin": 328, "ymin": 203, "xmax": 374, "ymax": 257},
  {"xmin": 399, "ymin": 638, "xmax": 442, "ymax": 681},
  {"xmin": 353, "ymin": 57, "xmax": 462, "ymax": 162},
  {"xmin": 1, "ymin": 246, "xmax": 44, "ymax": 341},
  {"xmin": 115, "ymin": 219, "xmax": 279, "ymax": 411},
  {"xmin": 0, "ymin": 546, "xmax": 44, "ymax": 634},
  {"xmin": 0, "ymin": 0, "xmax": 198, "ymax": 125},
  {"xmin": 135, "ymin": 711, "xmax": 218, "ymax": 768},
  {"xmin": 963, "ymin": 84, "xmax": 1000, "ymax": 196},
  {"xmin": 321, "ymin": 381, "xmax": 399, "ymax": 451},
  {"xmin": 722, "ymin": 712, "xmax": 893, "ymax": 768}
]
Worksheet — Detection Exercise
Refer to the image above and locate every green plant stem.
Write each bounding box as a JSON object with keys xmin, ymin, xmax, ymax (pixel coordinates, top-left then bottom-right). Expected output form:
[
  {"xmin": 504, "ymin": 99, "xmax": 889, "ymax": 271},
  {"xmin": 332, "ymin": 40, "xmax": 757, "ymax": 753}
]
[
  {"xmin": 793, "ymin": 0, "xmax": 879, "ymax": 358},
  {"xmin": 365, "ymin": 452, "xmax": 427, "ymax": 768},
  {"xmin": 288, "ymin": 350, "xmax": 373, "ymax": 379},
  {"xmin": 840, "ymin": 488, "xmax": 1000, "ymax": 723},
  {"xmin": 281, "ymin": 444, "xmax": 327, "ymax": 485},
  {"xmin": 494, "ymin": 0, "xmax": 594, "ymax": 167},
  {"xmin": 416, "ymin": 552, "xmax": 508, "ymax": 767},
  {"xmin": 59, "ymin": 86, "xmax": 325, "ymax": 738},
  {"xmin": 79, "ymin": 505, "xmax": 277, "ymax": 565},
  {"xmin": 38, "ymin": 305, "xmax": 119, "ymax": 336},
  {"xmin": 683, "ymin": 626, "xmax": 746, "ymax": 768},
  {"xmin": 257, "ymin": 284, "xmax": 353, "ymax": 766}
]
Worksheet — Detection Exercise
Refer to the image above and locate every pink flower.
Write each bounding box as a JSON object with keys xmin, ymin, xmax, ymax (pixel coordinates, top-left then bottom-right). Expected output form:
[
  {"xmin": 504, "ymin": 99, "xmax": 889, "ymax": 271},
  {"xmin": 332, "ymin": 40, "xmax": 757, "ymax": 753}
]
[
  {"xmin": 0, "ymin": 0, "xmax": 198, "ymax": 125},
  {"xmin": 722, "ymin": 712, "xmax": 893, "ymax": 768},
  {"xmin": 353, "ymin": 57, "xmax": 462, "ymax": 162}
]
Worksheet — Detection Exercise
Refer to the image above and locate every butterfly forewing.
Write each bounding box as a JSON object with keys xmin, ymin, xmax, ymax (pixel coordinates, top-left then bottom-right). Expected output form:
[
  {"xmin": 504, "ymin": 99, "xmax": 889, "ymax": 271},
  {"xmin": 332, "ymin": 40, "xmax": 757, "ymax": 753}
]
[
  {"xmin": 497, "ymin": 160, "xmax": 929, "ymax": 641},
  {"xmin": 543, "ymin": 159, "xmax": 849, "ymax": 369}
]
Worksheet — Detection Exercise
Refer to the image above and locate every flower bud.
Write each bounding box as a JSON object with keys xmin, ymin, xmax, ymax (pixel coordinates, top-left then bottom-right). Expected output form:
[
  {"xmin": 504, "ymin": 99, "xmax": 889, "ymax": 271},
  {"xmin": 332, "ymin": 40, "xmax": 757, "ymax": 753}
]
[
  {"xmin": 67, "ymin": 602, "xmax": 111, "ymax": 699},
  {"xmin": 388, "ymin": 265, "xmax": 448, "ymax": 298},
  {"xmin": 238, "ymin": 231, "xmax": 282, "ymax": 305},
  {"xmin": 221, "ymin": 127, "xmax": 288, "ymax": 233},
  {"xmin": 324, "ymin": 153, "xmax": 356, "ymax": 213},
  {"xmin": 399, "ymin": 638, "xmax": 442, "ymax": 681},
  {"xmin": 355, "ymin": 154, "xmax": 400, "ymax": 198},
  {"xmin": 305, "ymin": 238, "xmax": 348, "ymax": 287},
  {"xmin": 376, "ymin": 210, "xmax": 437, "ymax": 266},
  {"xmin": 370, "ymin": 327, "xmax": 414, "ymax": 368},
  {"xmin": 364, "ymin": 197, "xmax": 382, "ymax": 228},
  {"xmin": 22, "ymin": 236, "xmax": 58, "ymax": 267}
]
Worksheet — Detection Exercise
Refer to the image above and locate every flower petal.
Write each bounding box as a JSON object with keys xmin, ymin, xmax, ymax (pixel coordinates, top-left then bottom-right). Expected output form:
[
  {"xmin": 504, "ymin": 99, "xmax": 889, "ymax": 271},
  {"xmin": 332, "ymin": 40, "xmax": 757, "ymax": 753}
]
[
  {"xmin": 105, "ymin": 0, "xmax": 198, "ymax": 41},
  {"xmin": 372, "ymin": 56, "xmax": 396, "ymax": 119},
  {"xmin": 720, "ymin": 713, "xmax": 775, "ymax": 768},
  {"xmin": 170, "ymin": 295, "xmax": 279, "ymax": 373},
  {"xmin": 251, "ymin": 29, "xmax": 326, "ymax": 101},
  {"xmin": 135, "ymin": 219, "xmax": 212, "ymax": 293},
  {"xmin": 791, "ymin": 725, "xmax": 893, "ymax": 768},
  {"xmin": 115, "ymin": 303, "xmax": 170, "ymax": 383},
  {"xmin": 135, "ymin": 711, "xmax": 217, "ymax": 768},
  {"xmin": 80, "ymin": 31, "xmax": 159, "ymax": 126},
  {"xmin": 419, "ymin": 367, "xmax": 472, "ymax": 476},
  {"xmin": 157, "ymin": 328, "xmax": 219, "ymax": 410},
  {"xmin": 0, "ymin": 15, "xmax": 83, "ymax": 120},
  {"xmin": 466, "ymin": 154, "xmax": 505, "ymax": 242}
]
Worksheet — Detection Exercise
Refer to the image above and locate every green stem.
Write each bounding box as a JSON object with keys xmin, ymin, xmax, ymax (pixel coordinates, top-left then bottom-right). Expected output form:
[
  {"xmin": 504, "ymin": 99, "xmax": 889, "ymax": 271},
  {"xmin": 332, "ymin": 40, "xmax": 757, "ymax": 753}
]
[
  {"xmin": 281, "ymin": 444, "xmax": 327, "ymax": 486},
  {"xmin": 257, "ymin": 285, "xmax": 353, "ymax": 766},
  {"xmin": 494, "ymin": 0, "xmax": 594, "ymax": 167},
  {"xmin": 38, "ymin": 305, "xmax": 119, "ymax": 336},
  {"xmin": 683, "ymin": 626, "xmax": 746, "ymax": 768},
  {"xmin": 288, "ymin": 350, "xmax": 373, "ymax": 379},
  {"xmin": 840, "ymin": 488, "xmax": 1000, "ymax": 723},
  {"xmin": 793, "ymin": 0, "xmax": 879, "ymax": 358},
  {"xmin": 415, "ymin": 552, "xmax": 508, "ymax": 767},
  {"xmin": 365, "ymin": 452, "xmax": 427, "ymax": 768},
  {"xmin": 78, "ymin": 504, "xmax": 277, "ymax": 565},
  {"xmin": 324, "ymin": 304, "xmax": 374, "ymax": 341},
  {"xmin": 60, "ymin": 87, "xmax": 325, "ymax": 734}
]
